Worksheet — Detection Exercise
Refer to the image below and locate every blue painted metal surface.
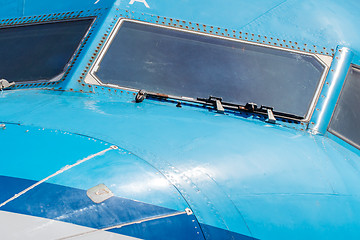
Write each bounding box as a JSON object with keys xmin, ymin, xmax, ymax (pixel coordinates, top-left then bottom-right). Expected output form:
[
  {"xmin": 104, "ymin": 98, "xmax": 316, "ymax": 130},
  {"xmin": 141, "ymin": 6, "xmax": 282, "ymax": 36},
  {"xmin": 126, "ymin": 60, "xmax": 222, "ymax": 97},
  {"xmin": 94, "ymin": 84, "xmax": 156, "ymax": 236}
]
[
  {"xmin": 1, "ymin": 0, "xmax": 360, "ymax": 239},
  {"xmin": 1, "ymin": 89, "xmax": 360, "ymax": 239},
  {"xmin": 0, "ymin": 124, "xmax": 205, "ymax": 239}
]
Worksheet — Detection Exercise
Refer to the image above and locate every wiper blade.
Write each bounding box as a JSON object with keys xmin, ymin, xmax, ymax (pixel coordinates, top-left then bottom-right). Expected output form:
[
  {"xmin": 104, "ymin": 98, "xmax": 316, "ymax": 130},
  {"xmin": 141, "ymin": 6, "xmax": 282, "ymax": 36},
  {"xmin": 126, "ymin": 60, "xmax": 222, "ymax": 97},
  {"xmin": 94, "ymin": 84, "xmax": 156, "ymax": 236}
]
[{"xmin": 0, "ymin": 79, "xmax": 15, "ymax": 90}]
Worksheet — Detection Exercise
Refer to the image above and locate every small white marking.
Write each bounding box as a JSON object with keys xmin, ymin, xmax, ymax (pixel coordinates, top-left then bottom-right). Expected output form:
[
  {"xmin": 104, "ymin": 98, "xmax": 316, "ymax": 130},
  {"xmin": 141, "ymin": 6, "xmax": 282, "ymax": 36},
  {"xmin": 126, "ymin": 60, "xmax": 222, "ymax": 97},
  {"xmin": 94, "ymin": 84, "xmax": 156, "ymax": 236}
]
[
  {"xmin": 129, "ymin": 0, "xmax": 150, "ymax": 8},
  {"xmin": 94, "ymin": 0, "xmax": 100, "ymax": 4},
  {"xmin": 0, "ymin": 147, "xmax": 115, "ymax": 208}
]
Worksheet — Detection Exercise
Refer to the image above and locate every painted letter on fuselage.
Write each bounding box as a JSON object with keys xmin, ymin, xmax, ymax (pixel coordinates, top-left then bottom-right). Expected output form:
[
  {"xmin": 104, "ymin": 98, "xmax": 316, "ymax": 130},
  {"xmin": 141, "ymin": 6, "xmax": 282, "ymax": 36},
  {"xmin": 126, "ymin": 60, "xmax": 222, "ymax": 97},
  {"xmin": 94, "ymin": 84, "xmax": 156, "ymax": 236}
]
[{"xmin": 129, "ymin": 0, "xmax": 150, "ymax": 8}]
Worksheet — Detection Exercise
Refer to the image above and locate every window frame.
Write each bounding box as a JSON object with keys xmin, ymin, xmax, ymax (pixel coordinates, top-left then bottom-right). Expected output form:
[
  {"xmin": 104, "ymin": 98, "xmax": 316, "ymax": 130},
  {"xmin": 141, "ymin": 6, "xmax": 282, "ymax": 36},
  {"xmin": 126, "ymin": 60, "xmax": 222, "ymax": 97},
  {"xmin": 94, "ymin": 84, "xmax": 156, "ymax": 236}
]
[
  {"xmin": 86, "ymin": 18, "xmax": 330, "ymax": 122},
  {"xmin": 0, "ymin": 17, "xmax": 96, "ymax": 84},
  {"xmin": 328, "ymin": 64, "xmax": 360, "ymax": 150}
]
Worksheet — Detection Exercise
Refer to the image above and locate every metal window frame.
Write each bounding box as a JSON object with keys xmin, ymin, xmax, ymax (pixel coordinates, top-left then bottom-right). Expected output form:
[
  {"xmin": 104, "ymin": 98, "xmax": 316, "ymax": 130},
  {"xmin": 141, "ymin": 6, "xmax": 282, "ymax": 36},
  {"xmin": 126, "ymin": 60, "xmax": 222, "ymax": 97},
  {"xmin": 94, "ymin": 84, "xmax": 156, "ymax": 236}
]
[
  {"xmin": 86, "ymin": 18, "xmax": 331, "ymax": 122},
  {"xmin": 328, "ymin": 64, "xmax": 360, "ymax": 150},
  {"xmin": 0, "ymin": 17, "xmax": 96, "ymax": 84}
]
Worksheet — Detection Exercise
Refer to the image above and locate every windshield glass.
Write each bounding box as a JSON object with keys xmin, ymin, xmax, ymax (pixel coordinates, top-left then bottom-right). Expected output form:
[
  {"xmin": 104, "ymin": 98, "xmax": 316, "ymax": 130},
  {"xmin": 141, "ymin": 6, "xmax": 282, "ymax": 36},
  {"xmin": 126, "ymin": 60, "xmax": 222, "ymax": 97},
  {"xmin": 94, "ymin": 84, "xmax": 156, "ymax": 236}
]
[
  {"xmin": 0, "ymin": 18, "xmax": 93, "ymax": 82},
  {"xmin": 329, "ymin": 66, "xmax": 360, "ymax": 149},
  {"xmin": 94, "ymin": 20, "xmax": 326, "ymax": 118}
]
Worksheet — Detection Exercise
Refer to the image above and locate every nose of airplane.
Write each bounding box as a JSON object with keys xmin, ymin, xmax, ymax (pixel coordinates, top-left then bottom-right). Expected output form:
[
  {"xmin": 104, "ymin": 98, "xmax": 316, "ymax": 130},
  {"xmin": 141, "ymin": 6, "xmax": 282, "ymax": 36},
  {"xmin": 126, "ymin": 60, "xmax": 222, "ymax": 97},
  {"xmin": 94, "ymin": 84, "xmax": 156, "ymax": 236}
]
[{"xmin": 0, "ymin": 123, "xmax": 204, "ymax": 240}]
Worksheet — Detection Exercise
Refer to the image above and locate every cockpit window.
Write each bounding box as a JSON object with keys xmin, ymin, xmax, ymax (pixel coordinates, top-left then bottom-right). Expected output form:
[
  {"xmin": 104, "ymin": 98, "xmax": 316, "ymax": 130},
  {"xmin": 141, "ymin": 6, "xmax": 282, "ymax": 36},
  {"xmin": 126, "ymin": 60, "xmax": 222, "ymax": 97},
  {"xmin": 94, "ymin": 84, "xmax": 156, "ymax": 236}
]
[
  {"xmin": 0, "ymin": 18, "xmax": 93, "ymax": 83},
  {"xmin": 329, "ymin": 66, "xmax": 360, "ymax": 149},
  {"xmin": 93, "ymin": 20, "xmax": 326, "ymax": 119}
]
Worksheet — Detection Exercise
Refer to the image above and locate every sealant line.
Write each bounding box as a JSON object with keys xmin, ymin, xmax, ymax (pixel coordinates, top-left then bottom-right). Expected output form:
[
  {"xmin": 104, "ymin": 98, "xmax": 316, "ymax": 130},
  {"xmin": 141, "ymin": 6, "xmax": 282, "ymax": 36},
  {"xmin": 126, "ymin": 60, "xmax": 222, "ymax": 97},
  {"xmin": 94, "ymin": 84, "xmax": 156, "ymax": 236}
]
[
  {"xmin": 239, "ymin": 0, "xmax": 289, "ymax": 29},
  {"xmin": 0, "ymin": 145, "xmax": 117, "ymax": 208},
  {"xmin": 58, "ymin": 211, "xmax": 187, "ymax": 240}
]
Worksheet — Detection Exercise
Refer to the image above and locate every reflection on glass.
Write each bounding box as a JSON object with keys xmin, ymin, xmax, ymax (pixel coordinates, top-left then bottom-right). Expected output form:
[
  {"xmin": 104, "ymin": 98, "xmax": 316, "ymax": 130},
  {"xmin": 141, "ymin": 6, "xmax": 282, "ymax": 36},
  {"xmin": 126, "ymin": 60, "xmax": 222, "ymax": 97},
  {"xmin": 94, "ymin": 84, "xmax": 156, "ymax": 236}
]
[{"xmin": 0, "ymin": 18, "xmax": 93, "ymax": 82}]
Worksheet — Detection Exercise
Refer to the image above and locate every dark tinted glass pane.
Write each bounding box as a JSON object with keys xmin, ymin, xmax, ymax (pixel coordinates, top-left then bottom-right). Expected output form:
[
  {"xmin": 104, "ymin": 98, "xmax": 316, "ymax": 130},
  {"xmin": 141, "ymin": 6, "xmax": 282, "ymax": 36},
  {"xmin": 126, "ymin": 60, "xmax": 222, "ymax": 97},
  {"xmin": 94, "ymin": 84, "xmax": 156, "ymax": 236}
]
[
  {"xmin": 96, "ymin": 21, "xmax": 325, "ymax": 118},
  {"xmin": 0, "ymin": 18, "xmax": 93, "ymax": 82},
  {"xmin": 329, "ymin": 67, "xmax": 360, "ymax": 148}
]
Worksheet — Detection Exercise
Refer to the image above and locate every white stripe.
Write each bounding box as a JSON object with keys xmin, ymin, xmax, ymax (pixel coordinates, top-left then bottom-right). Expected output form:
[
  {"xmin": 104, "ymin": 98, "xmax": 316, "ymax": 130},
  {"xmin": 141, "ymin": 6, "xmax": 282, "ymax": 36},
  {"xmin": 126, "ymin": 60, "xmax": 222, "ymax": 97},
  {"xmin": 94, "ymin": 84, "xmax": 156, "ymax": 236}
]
[
  {"xmin": 0, "ymin": 211, "xmax": 140, "ymax": 240},
  {"xmin": 102, "ymin": 211, "xmax": 186, "ymax": 231},
  {"xmin": 0, "ymin": 146, "xmax": 117, "ymax": 208}
]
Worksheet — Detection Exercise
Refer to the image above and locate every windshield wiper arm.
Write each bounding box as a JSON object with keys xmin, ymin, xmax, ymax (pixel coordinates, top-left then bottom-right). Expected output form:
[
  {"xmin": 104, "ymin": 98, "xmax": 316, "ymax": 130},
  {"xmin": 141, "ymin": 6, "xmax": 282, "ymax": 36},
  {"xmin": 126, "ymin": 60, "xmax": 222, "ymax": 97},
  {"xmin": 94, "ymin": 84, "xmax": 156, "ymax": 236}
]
[
  {"xmin": 135, "ymin": 90, "xmax": 301, "ymax": 122},
  {"xmin": 0, "ymin": 79, "xmax": 15, "ymax": 90}
]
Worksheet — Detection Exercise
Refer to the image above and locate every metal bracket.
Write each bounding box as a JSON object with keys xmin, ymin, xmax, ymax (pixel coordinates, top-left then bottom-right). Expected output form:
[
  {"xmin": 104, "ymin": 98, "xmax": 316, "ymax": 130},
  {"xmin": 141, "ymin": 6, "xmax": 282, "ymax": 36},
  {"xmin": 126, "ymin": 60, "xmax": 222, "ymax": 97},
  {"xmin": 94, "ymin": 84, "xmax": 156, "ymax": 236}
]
[
  {"xmin": 0, "ymin": 79, "xmax": 15, "ymax": 90},
  {"xmin": 207, "ymin": 96, "xmax": 224, "ymax": 113},
  {"xmin": 261, "ymin": 106, "xmax": 276, "ymax": 123},
  {"xmin": 215, "ymin": 99, "xmax": 224, "ymax": 112},
  {"xmin": 266, "ymin": 108, "xmax": 276, "ymax": 123}
]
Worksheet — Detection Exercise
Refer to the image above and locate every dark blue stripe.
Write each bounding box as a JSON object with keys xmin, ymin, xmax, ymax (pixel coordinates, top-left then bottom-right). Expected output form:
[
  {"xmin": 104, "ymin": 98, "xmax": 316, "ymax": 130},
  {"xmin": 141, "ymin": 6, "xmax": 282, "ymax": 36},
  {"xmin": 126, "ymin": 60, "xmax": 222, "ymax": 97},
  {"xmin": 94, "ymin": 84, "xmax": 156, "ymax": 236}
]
[
  {"xmin": 0, "ymin": 176, "xmax": 177, "ymax": 229},
  {"xmin": 109, "ymin": 213, "xmax": 204, "ymax": 240},
  {"xmin": 200, "ymin": 223, "xmax": 257, "ymax": 240},
  {"xmin": 0, "ymin": 175, "xmax": 36, "ymax": 203}
]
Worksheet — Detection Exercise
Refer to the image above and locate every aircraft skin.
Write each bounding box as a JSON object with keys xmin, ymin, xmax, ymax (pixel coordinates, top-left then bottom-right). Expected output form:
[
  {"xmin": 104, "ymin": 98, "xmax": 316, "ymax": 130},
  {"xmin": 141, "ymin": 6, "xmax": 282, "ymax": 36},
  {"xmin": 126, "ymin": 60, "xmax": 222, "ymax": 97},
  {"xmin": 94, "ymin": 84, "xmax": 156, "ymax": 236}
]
[{"xmin": 0, "ymin": 0, "xmax": 360, "ymax": 239}]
